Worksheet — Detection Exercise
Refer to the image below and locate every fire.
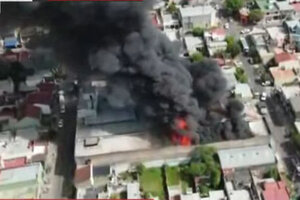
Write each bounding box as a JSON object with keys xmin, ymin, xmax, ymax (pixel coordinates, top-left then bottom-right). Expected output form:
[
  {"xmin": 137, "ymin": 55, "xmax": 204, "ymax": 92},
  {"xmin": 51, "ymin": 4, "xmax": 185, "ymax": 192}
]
[
  {"xmin": 176, "ymin": 118, "xmax": 188, "ymax": 130},
  {"xmin": 170, "ymin": 117, "xmax": 192, "ymax": 146}
]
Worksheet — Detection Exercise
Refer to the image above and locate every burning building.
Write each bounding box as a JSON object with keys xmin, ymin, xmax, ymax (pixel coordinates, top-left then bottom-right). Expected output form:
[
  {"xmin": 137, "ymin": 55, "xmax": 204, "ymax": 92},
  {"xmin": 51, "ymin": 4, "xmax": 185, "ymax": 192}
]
[{"xmin": 0, "ymin": 1, "xmax": 251, "ymax": 146}]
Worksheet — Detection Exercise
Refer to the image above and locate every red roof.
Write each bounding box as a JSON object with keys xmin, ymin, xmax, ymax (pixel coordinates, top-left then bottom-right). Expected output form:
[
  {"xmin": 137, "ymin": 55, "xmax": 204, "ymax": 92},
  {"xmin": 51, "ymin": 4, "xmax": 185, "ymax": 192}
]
[
  {"xmin": 275, "ymin": 52, "xmax": 297, "ymax": 63},
  {"xmin": 3, "ymin": 157, "xmax": 26, "ymax": 169},
  {"xmin": 0, "ymin": 107, "xmax": 16, "ymax": 118},
  {"xmin": 38, "ymin": 82, "xmax": 55, "ymax": 93},
  {"xmin": 26, "ymin": 91, "xmax": 52, "ymax": 105},
  {"xmin": 214, "ymin": 58, "xmax": 225, "ymax": 66},
  {"xmin": 0, "ymin": 50, "xmax": 30, "ymax": 62},
  {"xmin": 24, "ymin": 104, "xmax": 41, "ymax": 119},
  {"xmin": 211, "ymin": 28, "xmax": 226, "ymax": 36},
  {"xmin": 263, "ymin": 181, "xmax": 289, "ymax": 200},
  {"xmin": 74, "ymin": 165, "xmax": 91, "ymax": 184},
  {"xmin": 292, "ymin": 3, "xmax": 300, "ymax": 12}
]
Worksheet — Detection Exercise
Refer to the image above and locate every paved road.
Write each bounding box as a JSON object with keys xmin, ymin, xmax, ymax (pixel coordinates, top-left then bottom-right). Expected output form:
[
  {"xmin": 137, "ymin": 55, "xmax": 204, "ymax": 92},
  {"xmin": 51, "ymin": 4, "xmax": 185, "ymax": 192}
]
[
  {"xmin": 54, "ymin": 83, "xmax": 78, "ymax": 197},
  {"xmin": 81, "ymin": 136, "xmax": 270, "ymax": 167}
]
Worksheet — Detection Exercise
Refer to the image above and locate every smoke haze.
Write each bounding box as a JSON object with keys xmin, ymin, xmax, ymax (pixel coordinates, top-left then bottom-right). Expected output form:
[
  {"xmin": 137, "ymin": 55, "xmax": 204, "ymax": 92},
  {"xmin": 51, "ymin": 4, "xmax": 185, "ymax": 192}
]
[{"xmin": 0, "ymin": 1, "xmax": 251, "ymax": 142}]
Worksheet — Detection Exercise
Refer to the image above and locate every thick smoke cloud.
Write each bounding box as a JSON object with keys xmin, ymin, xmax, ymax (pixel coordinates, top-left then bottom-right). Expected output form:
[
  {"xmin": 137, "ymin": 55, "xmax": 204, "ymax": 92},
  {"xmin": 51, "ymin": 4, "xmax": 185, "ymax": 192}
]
[{"xmin": 0, "ymin": 1, "xmax": 251, "ymax": 142}]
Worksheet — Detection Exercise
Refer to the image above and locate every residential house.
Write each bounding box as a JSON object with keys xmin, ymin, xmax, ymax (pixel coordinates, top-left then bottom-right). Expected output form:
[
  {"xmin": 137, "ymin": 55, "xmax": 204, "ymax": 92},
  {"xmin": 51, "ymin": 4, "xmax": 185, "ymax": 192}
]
[
  {"xmin": 255, "ymin": 0, "xmax": 294, "ymax": 26},
  {"xmin": 266, "ymin": 26, "xmax": 287, "ymax": 47},
  {"xmin": 179, "ymin": 5, "xmax": 217, "ymax": 32},
  {"xmin": 290, "ymin": 95, "xmax": 300, "ymax": 120},
  {"xmin": 200, "ymin": 190, "xmax": 226, "ymax": 200},
  {"xmin": 183, "ymin": 36, "xmax": 204, "ymax": 53},
  {"xmin": 0, "ymin": 79, "xmax": 14, "ymax": 95},
  {"xmin": 211, "ymin": 28, "xmax": 226, "ymax": 42},
  {"xmin": 280, "ymin": 85, "xmax": 300, "ymax": 99},
  {"xmin": 262, "ymin": 181, "xmax": 289, "ymax": 200},
  {"xmin": 269, "ymin": 67, "xmax": 297, "ymax": 86},
  {"xmin": 225, "ymin": 181, "xmax": 251, "ymax": 200},
  {"xmin": 234, "ymin": 83, "xmax": 253, "ymax": 101},
  {"xmin": 274, "ymin": 52, "xmax": 300, "ymax": 73},
  {"xmin": 284, "ymin": 20, "xmax": 300, "ymax": 49},
  {"xmin": 75, "ymin": 164, "xmax": 110, "ymax": 199},
  {"xmin": 161, "ymin": 12, "xmax": 179, "ymax": 30},
  {"xmin": 0, "ymin": 163, "xmax": 44, "ymax": 198},
  {"xmin": 180, "ymin": 193, "xmax": 201, "ymax": 200},
  {"xmin": 204, "ymin": 30, "xmax": 227, "ymax": 56},
  {"xmin": 222, "ymin": 68, "xmax": 238, "ymax": 91},
  {"xmin": 218, "ymin": 145, "xmax": 276, "ymax": 176},
  {"xmin": 0, "ymin": 127, "xmax": 46, "ymax": 169},
  {"xmin": 292, "ymin": 2, "xmax": 300, "ymax": 18}
]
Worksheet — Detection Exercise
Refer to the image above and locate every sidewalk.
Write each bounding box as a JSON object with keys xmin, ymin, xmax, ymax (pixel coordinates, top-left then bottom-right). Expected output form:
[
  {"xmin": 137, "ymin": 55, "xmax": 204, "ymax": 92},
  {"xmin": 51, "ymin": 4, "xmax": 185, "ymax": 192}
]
[{"xmin": 40, "ymin": 142, "xmax": 63, "ymax": 198}]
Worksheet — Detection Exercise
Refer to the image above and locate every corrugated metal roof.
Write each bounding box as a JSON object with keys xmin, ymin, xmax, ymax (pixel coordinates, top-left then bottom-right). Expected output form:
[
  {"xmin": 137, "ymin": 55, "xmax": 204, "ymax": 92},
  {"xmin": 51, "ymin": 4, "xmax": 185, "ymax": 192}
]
[{"xmin": 218, "ymin": 145, "xmax": 276, "ymax": 169}]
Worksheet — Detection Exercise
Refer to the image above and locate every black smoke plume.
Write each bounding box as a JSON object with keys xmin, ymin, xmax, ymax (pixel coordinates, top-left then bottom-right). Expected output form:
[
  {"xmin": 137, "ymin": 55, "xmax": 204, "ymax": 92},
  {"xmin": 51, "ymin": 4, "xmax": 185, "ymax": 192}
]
[{"xmin": 0, "ymin": 1, "xmax": 251, "ymax": 142}]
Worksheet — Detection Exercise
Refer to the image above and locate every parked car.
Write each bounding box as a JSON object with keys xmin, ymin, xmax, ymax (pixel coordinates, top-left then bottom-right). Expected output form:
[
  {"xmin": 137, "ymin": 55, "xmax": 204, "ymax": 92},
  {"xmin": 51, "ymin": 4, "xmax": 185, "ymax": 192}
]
[
  {"xmin": 58, "ymin": 119, "xmax": 64, "ymax": 128},
  {"xmin": 224, "ymin": 23, "xmax": 229, "ymax": 29},
  {"xmin": 260, "ymin": 92, "xmax": 267, "ymax": 101}
]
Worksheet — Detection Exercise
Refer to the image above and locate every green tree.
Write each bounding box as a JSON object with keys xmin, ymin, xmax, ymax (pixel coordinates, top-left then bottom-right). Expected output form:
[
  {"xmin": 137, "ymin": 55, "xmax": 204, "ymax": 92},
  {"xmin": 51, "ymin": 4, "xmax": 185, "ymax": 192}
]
[
  {"xmin": 199, "ymin": 185, "xmax": 210, "ymax": 197},
  {"xmin": 167, "ymin": 2, "xmax": 178, "ymax": 14},
  {"xmin": 136, "ymin": 163, "xmax": 146, "ymax": 175},
  {"xmin": 188, "ymin": 162, "xmax": 207, "ymax": 176},
  {"xmin": 264, "ymin": 167, "xmax": 280, "ymax": 181},
  {"xmin": 226, "ymin": 36, "xmax": 241, "ymax": 58},
  {"xmin": 249, "ymin": 9, "xmax": 264, "ymax": 23},
  {"xmin": 210, "ymin": 168, "xmax": 221, "ymax": 188},
  {"xmin": 190, "ymin": 52, "xmax": 204, "ymax": 63},
  {"xmin": 192, "ymin": 27, "xmax": 204, "ymax": 37},
  {"xmin": 225, "ymin": 0, "xmax": 244, "ymax": 14}
]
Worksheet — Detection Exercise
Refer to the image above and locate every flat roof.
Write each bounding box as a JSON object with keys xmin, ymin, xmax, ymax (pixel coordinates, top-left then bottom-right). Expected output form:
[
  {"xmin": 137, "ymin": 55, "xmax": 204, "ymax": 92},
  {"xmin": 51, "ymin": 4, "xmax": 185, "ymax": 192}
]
[
  {"xmin": 218, "ymin": 145, "xmax": 276, "ymax": 169},
  {"xmin": 290, "ymin": 96, "xmax": 300, "ymax": 112},
  {"xmin": 179, "ymin": 5, "xmax": 214, "ymax": 17},
  {"xmin": 127, "ymin": 182, "xmax": 141, "ymax": 199},
  {"xmin": 0, "ymin": 163, "xmax": 41, "ymax": 186}
]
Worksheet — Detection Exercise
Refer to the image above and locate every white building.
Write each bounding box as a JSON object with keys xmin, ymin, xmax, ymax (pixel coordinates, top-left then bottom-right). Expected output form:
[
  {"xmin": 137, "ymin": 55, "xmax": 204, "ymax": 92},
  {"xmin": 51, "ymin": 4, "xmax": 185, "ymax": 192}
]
[
  {"xmin": 179, "ymin": 5, "xmax": 217, "ymax": 32},
  {"xmin": 183, "ymin": 36, "xmax": 204, "ymax": 53},
  {"xmin": 234, "ymin": 83, "xmax": 253, "ymax": 100},
  {"xmin": 218, "ymin": 145, "xmax": 276, "ymax": 172},
  {"xmin": 225, "ymin": 181, "xmax": 251, "ymax": 200}
]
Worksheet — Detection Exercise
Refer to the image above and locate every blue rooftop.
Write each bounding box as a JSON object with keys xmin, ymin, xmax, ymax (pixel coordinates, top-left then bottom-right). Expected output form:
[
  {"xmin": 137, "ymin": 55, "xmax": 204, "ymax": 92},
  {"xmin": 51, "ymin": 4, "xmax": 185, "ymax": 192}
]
[{"xmin": 3, "ymin": 37, "xmax": 20, "ymax": 49}]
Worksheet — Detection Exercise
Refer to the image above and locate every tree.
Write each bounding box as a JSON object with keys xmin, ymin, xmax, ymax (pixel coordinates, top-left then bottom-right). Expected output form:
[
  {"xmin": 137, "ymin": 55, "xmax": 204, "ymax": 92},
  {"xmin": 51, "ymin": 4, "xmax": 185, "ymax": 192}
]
[
  {"xmin": 190, "ymin": 52, "xmax": 204, "ymax": 63},
  {"xmin": 167, "ymin": 2, "xmax": 178, "ymax": 14},
  {"xmin": 249, "ymin": 9, "xmax": 264, "ymax": 23},
  {"xmin": 192, "ymin": 27, "xmax": 204, "ymax": 37},
  {"xmin": 188, "ymin": 162, "xmax": 207, "ymax": 176},
  {"xmin": 136, "ymin": 163, "xmax": 146, "ymax": 175},
  {"xmin": 264, "ymin": 167, "xmax": 280, "ymax": 181},
  {"xmin": 225, "ymin": 0, "xmax": 244, "ymax": 15},
  {"xmin": 226, "ymin": 36, "xmax": 241, "ymax": 58},
  {"xmin": 199, "ymin": 185, "xmax": 210, "ymax": 197},
  {"xmin": 210, "ymin": 168, "xmax": 221, "ymax": 188}
]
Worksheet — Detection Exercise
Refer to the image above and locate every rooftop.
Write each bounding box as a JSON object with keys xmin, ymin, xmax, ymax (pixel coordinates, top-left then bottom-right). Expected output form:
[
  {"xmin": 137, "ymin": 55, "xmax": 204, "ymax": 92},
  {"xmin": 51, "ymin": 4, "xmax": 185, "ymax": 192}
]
[
  {"xmin": 179, "ymin": 5, "xmax": 215, "ymax": 17},
  {"xmin": 234, "ymin": 83, "xmax": 253, "ymax": 99},
  {"xmin": 184, "ymin": 36, "xmax": 204, "ymax": 53},
  {"xmin": 275, "ymin": 1, "xmax": 293, "ymax": 11},
  {"xmin": 211, "ymin": 28, "xmax": 226, "ymax": 36},
  {"xmin": 275, "ymin": 52, "xmax": 297, "ymax": 63},
  {"xmin": 0, "ymin": 163, "xmax": 41, "ymax": 186},
  {"xmin": 290, "ymin": 96, "xmax": 300, "ymax": 112},
  {"xmin": 218, "ymin": 145, "xmax": 276, "ymax": 169},
  {"xmin": 280, "ymin": 85, "xmax": 300, "ymax": 99},
  {"xmin": 270, "ymin": 68, "xmax": 296, "ymax": 84},
  {"xmin": 292, "ymin": 2, "xmax": 300, "ymax": 12},
  {"xmin": 262, "ymin": 181, "xmax": 289, "ymax": 200}
]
